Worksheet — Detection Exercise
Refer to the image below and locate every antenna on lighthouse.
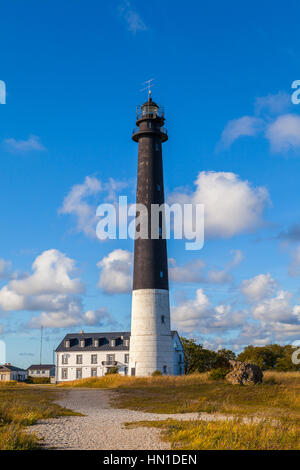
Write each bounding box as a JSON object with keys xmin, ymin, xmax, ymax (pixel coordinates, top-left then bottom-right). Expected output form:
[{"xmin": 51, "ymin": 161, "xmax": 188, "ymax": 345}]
[{"xmin": 140, "ymin": 78, "xmax": 155, "ymax": 97}]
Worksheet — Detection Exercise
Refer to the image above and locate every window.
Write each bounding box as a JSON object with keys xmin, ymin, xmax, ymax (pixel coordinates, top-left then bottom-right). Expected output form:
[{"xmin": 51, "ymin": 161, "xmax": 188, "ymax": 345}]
[
  {"xmin": 76, "ymin": 355, "xmax": 83, "ymax": 364},
  {"xmin": 110, "ymin": 339, "xmax": 116, "ymax": 347},
  {"xmin": 61, "ymin": 368, "xmax": 68, "ymax": 379},
  {"xmin": 36, "ymin": 370, "xmax": 40, "ymax": 374},
  {"xmin": 65, "ymin": 339, "xmax": 70, "ymax": 348},
  {"xmin": 161, "ymin": 315, "xmax": 165, "ymax": 324},
  {"xmin": 163, "ymin": 365, "xmax": 167, "ymax": 374},
  {"xmin": 107, "ymin": 354, "xmax": 115, "ymax": 364},
  {"xmin": 76, "ymin": 368, "xmax": 82, "ymax": 379},
  {"xmin": 80, "ymin": 339, "xmax": 85, "ymax": 348},
  {"xmin": 42, "ymin": 370, "xmax": 45, "ymax": 374},
  {"xmin": 124, "ymin": 354, "xmax": 129, "ymax": 364},
  {"xmin": 160, "ymin": 271, "xmax": 163, "ymax": 278},
  {"xmin": 155, "ymin": 143, "xmax": 160, "ymax": 151},
  {"xmin": 62, "ymin": 355, "xmax": 68, "ymax": 364},
  {"xmin": 94, "ymin": 339, "xmax": 99, "ymax": 347},
  {"xmin": 124, "ymin": 339, "xmax": 129, "ymax": 347},
  {"xmin": 91, "ymin": 368, "xmax": 97, "ymax": 377},
  {"xmin": 91, "ymin": 354, "xmax": 97, "ymax": 364},
  {"xmin": 179, "ymin": 354, "xmax": 182, "ymax": 362},
  {"xmin": 124, "ymin": 367, "xmax": 128, "ymax": 376},
  {"xmin": 156, "ymin": 184, "xmax": 160, "ymax": 191}
]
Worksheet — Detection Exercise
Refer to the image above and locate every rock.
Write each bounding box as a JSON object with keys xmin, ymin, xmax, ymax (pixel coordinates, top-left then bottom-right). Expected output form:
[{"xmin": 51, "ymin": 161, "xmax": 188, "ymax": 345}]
[{"xmin": 225, "ymin": 360, "xmax": 263, "ymax": 385}]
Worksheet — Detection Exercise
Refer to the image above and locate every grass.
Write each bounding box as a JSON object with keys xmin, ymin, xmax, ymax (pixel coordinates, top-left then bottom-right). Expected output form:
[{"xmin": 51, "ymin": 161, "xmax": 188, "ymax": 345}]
[
  {"xmin": 126, "ymin": 418, "xmax": 300, "ymax": 450},
  {"xmin": 3, "ymin": 371, "xmax": 300, "ymax": 450},
  {"xmin": 60, "ymin": 371, "xmax": 300, "ymax": 449},
  {"xmin": 0, "ymin": 382, "xmax": 78, "ymax": 450},
  {"xmin": 60, "ymin": 371, "xmax": 300, "ymax": 418}
]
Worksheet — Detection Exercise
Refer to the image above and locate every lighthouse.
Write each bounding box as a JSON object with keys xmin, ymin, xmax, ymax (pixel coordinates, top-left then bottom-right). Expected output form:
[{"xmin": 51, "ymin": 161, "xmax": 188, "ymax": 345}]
[{"xmin": 128, "ymin": 92, "xmax": 174, "ymax": 376}]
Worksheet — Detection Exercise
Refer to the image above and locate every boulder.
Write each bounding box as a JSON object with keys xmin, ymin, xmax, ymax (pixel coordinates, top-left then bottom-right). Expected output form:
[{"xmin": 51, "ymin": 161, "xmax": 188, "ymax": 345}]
[{"xmin": 225, "ymin": 360, "xmax": 263, "ymax": 385}]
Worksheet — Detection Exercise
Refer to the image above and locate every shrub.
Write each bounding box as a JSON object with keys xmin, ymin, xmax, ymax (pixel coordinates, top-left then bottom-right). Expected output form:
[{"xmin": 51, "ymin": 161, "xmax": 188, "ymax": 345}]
[
  {"xmin": 26, "ymin": 376, "xmax": 50, "ymax": 384},
  {"xmin": 209, "ymin": 368, "xmax": 229, "ymax": 380},
  {"xmin": 105, "ymin": 366, "xmax": 119, "ymax": 375},
  {"xmin": 151, "ymin": 370, "xmax": 162, "ymax": 376}
]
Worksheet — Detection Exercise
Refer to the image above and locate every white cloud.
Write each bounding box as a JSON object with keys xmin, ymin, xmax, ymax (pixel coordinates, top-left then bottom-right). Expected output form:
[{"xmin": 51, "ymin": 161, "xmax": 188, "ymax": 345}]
[
  {"xmin": 172, "ymin": 288, "xmax": 246, "ymax": 334},
  {"xmin": 29, "ymin": 307, "xmax": 111, "ymax": 329},
  {"xmin": 169, "ymin": 171, "xmax": 269, "ymax": 238},
  {"xmin": 59, "ymin": 176, "xmax": 102, "ymax": 237},
  {"xmin": 118, "ymin": 1, "xmax": 147, "ymax": 34},
  {"xmin": 255, "ymin": 91, "xmax": 291, "ymax": 115},
  {"xmin": 169, "ymin": 250, "xmax": 243, "ymax": 285},
  {"xmin": 266, "ymin": 114, "xmax": 300, "ymax": 153},
  {"xmin": 220, "ymin": 116, "xmax": 264, "ymax": 148},
  {"xmin": 59, "ymin": 176, "xmax": 128, "ymax": 238},
  {"xmin": 4, "ymin": 135, "xmax": 46, "ymax": 153},
  {"xmin": 169, "ymin": 259, "xmax": 206, "ymax": 283},
  {"xmin": 241, "ymin": 273, "xmax": 277, "ymax": 303},
  {"xmin": 0, "ymin": 259, "xmax": 12, "ymax": 279},
  {"xmin": 288, "ymin": 245, "xmax": 300, "ymax": 277},
  {"xmin": 97, "ymin": 249, "xmax": 133, "ymax": 294},
  {"xmin": 252, "ymin": 290, "xmax": 299, "ymax": 324},
  {"xmin": 3, "ymin": 249, "xmax": 83, "ymax": 300}
]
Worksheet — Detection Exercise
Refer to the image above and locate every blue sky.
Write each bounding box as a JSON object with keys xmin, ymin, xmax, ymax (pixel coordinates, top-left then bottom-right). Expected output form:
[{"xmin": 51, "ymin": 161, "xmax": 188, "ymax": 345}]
[{"xmin": 1, "ymin": 0, "xmax": 300, "ymax": 367}]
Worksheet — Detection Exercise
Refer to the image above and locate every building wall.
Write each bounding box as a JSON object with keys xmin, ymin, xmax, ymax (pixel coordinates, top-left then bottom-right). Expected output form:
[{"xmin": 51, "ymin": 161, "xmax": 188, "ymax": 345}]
[
  {"xmin": 0, "ymin": 372, "xmax": 11, "ymax": 381},
  {"xmin": 56, "ymin": 350, "xmax": 129, "ymax": 382},
  {"xmin": 56, "ymin": 332, "xmax": 184, "ymax": 382},
  {"xmin": 0, "ymin": 371, "xmax": 27, "ymax": 381},
  {"xmin": 28, "ymin": 369, "xmax": 54, "ymax": 377}
]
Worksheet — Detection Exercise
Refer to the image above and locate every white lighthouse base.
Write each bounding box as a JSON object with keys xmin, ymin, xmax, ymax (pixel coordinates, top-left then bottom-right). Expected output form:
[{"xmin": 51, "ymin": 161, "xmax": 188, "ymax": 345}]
[{"xmin": 129, "ymin": 289, "xmax": 174, "ymax": 376}]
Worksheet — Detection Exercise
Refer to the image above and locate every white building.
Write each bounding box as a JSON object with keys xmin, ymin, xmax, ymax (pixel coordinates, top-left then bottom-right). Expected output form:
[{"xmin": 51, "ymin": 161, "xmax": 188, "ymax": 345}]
[
  {"xmin": 27, "ymin": 364, "xmax": 56, "ymax": 378},
  {"xmin": 0, "ymin": 363, "xmax": 28, "ymax": 382},
  {"xmin": 55, "ymin": 331, "xmax": 184, "ymax": 382}
]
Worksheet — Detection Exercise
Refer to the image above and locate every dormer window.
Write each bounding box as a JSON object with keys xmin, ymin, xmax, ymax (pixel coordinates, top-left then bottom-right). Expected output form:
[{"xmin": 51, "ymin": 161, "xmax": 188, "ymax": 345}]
[
  {"xmin": 65, "ymin": 339, "xmax": 70, "ymax": 348},
  {"xmin": 94, "ymin": 339, "xmax": 99, "ymax": 348},
  {"xmin": 124, "ymin": 339, "xmax": 129, "ymax": 347},
  {"xmin": 80, "ymin": 339, "xmax": 85, "ymax": 348},
  {"xmin": 110, "ymin": 339, "xmax": 116, "ymax": 347}
]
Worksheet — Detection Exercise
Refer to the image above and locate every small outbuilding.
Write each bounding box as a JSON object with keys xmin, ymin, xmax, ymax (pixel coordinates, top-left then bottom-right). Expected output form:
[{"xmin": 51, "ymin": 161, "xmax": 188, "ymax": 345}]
[
  {"xmin": 27, "ymin": 364, "xmax": 56, "ymax": 378},
  {"xmin": 0, "ymin": 363, "xmax": 28, "ymax": 382}
]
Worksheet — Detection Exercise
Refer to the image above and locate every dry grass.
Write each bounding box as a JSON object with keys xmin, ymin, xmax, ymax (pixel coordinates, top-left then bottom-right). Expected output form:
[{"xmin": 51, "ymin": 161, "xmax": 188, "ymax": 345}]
[
  {"xmin": 126, "ymin": 418, "xmax": 300, "ymax": 450},
  {"xmin": 58, "ymin": 372, "xmax": 210, "ymax": 389},
  {"xmin": 0, "ymin": 384, "xmax": 78, "ymax": 450}
]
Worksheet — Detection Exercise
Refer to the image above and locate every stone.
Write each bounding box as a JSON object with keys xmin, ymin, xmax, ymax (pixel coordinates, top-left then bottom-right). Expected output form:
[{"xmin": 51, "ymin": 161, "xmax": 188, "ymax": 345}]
[{"xmin": 225, "ymin": 360, "xmax": 263, "ymax": 385}]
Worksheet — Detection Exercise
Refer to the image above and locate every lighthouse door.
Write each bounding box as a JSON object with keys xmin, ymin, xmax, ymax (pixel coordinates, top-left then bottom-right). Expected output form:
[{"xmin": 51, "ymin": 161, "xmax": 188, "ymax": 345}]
[{"xmin": 131, "ymin": 368, "xmax": 136, "ymax": 376}]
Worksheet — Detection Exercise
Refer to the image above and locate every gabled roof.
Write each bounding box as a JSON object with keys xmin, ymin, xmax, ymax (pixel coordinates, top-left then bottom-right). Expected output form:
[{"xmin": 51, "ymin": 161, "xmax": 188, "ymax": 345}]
[
  {"xmin": 0, "ymin": 364, "xmax": 27, "ymax": 372},
  {"xmin": 56, "ymin": 331, "xmax": 179, "ymax": 352},
  {"xmin": 27, "ymin": 364, "xmax": 55, "ymax": 370}
]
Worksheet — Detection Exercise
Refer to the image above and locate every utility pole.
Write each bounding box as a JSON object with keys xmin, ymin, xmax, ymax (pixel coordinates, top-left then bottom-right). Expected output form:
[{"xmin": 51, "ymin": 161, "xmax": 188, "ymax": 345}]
[{"xmin": 40, "ymin": 326, "xmax": 43, "ymax": 365}]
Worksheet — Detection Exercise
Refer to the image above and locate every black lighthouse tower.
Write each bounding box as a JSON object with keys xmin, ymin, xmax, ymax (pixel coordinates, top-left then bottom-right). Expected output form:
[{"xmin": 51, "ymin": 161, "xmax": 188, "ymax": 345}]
[{"xmin": 129, "ymin": 92, "xmax": 174, "ymax": 376}]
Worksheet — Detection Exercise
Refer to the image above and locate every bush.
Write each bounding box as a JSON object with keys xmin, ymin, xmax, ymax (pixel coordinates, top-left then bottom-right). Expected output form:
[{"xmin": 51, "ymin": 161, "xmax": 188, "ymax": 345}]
[
  {"xmin": 105, "ymin": 366, "xmax": 119, "ymax": 375},
  {"xmin": 151, "ymin": 370, "xmax": 162, "ymax": 376},
  {"xmin": 26, "ymin": 376, "xmax": 50, "ymax": 384},
  {"xmin": 209, "ymin": 368, "xmax": 229, "ymax": 380}
]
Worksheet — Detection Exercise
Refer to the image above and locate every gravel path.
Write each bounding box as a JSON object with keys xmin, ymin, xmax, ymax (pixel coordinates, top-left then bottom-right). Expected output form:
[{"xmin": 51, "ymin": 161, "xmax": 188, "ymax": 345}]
[{"xmin": 28, "ymin": 389, "xmax": 203, "ymax": 450}]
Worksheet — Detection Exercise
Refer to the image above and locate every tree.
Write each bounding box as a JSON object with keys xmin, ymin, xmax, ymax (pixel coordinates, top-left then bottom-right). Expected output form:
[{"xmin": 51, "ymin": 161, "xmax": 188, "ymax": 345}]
[{"xmin": 180, "ymin": 337, "xmax": 235, "ymax": 374}]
